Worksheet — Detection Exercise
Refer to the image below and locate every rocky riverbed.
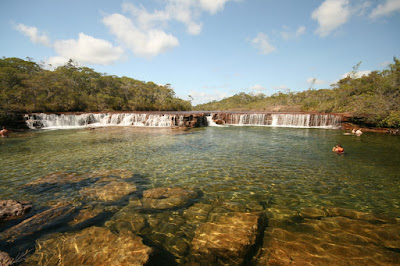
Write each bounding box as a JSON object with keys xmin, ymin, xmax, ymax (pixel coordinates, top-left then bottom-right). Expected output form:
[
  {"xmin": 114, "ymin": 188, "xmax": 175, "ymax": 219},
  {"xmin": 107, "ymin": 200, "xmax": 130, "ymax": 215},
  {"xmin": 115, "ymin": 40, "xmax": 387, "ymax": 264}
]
[{"xmin": 1, "ymin": 169, "xmax": 399, "ymax": 265}]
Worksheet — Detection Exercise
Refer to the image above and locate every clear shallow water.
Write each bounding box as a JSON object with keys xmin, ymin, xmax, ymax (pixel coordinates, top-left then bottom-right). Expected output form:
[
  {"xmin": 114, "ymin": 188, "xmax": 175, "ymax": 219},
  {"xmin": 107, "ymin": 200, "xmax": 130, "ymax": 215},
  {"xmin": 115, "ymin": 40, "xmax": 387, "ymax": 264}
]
[{"xmin": 1, "ymin": 126, "xmax": 400, "ymax": 263}]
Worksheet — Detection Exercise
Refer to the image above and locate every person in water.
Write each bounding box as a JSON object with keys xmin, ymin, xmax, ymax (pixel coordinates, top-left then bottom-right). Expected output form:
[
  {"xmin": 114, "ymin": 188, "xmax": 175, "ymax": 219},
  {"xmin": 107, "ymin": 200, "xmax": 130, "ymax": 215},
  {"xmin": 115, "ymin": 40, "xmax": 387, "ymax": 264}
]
[
  {"xmin": 0, "ymin": 127, "xmax": 10, "ymax": 137},
  {"xmin": 332, "ymin": 144, "xmax": 344, "ymax": 153}
]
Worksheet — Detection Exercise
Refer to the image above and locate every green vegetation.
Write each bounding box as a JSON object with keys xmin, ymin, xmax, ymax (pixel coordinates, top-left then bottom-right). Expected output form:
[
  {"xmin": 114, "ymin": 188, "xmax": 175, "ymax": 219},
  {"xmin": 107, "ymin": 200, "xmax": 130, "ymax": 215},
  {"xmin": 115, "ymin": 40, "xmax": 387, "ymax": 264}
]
[
  {"xmin": 1, "ymin": 57, "xmax": 399, "ymax": 129},
  {"xmin": 0, "ymin": 57, "xmax": 191, "ymax": 116},
  {"xmin": 195, "ymin": 58, "xmax": 400, "ymax": 128}
]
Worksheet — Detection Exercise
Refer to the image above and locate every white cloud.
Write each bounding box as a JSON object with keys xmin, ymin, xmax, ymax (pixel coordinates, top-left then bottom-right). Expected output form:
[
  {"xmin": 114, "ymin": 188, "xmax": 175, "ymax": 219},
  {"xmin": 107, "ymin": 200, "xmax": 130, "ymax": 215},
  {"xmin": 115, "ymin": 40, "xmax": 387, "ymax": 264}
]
[
  {"xmin": 50, "ymin": 33, "xmax": 124, "ymax": 65},
  {"xmin": 15, "ymin": 23, "xmax": 124, "ymax": 66},
  {"xmin": 103, "ymin": 1, "xmax": 233, "ymax": 58},
  {"xmin": 15, "ymin": 23, "xmax": 51, "ymax": 47},
  {"xmin": 199, "ymin": 0, "xmax": 231, "ymax": 14},
  {"xmin": 341, "ymin": 70, "xmax": 371, "ymax": 79},
  {"xmin": 312, "ymin": 0, "xmax": 351, "ymax": 37},
  {"xmin": 103, "ymin": 13, "xmax": 179, "ymax": 58},
  {"xmin": 189, "ymin": 90, "xmax": 230, "ymax": 105},
  {"xmin": 251, "ymin": 33, "xmax": 276, "ymax": 55},
  {"xmin": 281, "ymin": 25, "xmax": 306, "ymax": 40},
  {"xmin": 249, "ymin": 84, "xmax": 268, "ymax": 91},
  {"xmin": 370, "ymin": 0, "xmax": 400, "ymax": 18},
  {"xmin": 118, "ymin": 0, "xmax": 232, "ymax": 38}
]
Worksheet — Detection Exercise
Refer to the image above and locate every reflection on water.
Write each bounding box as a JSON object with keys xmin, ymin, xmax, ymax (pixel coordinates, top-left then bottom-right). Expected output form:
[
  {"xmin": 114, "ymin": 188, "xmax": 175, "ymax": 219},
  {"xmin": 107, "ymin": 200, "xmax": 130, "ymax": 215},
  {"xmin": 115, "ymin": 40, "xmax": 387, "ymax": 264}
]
[{"xmin": 0, "ymin": 126, "xmax": 400, "ymax": 264}]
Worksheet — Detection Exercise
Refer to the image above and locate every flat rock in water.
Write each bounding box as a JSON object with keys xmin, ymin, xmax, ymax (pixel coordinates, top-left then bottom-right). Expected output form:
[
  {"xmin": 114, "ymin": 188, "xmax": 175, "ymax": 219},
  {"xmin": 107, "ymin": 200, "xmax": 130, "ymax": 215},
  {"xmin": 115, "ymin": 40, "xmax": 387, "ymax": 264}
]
[
  {"xmin": 0, "ymin": 251, "xmax": 14, "ymax": 266},
  {"xmin": 105, "ymin": 209, "xmax": 147, "ymax": 233},
  {"xmin": 141, "ymin": 187, "xmax": 198, "ymax": 210},
  {"xmin": 256, "ymin": 207, "xmax": 400, "ymax": 265},
  {"xmin": 25, "ymin": 172, "xmax": 90, "ymax": 186},
  {"xmin": 189, "ymin": 212, "xmax": 267, "ymax": 265},
  {"xmin": 0, "ymin": 202, "xmax": 75, "ymax": 242},
  {"xmin": 24, "ymin": 226, "xmax": 153, "ymax": 265},
  {"xmin": 80, "ymin": 181, "xmax": 137, "ymax": 202},
  {"xmin": 68, "ymin": 205, "xmax": 105, "ymax": 226},
  {"xmin": 0, "ymin": 200, "xmax": 32, "ymax": 221}
]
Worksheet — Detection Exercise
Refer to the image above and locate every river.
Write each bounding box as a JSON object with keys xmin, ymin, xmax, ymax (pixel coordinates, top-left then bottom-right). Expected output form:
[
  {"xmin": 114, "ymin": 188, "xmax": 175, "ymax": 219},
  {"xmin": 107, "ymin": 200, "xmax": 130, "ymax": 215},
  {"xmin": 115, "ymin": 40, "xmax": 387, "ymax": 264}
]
[{"xmin": 1, "ymin": 125, "xmax": 399, "ymax": 264}]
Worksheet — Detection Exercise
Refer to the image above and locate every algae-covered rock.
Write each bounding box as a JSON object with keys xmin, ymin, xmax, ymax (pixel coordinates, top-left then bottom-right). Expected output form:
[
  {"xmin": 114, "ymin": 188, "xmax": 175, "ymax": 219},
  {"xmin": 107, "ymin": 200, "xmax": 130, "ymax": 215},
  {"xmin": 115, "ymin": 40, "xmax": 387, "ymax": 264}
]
[
  {"xmin": 0, "ymin": 200, "xmax": 32, "ymax": 221},
  {"xmin": 189, "ymin": 212, "xmax": 267, "ymax": 265},
  {"xmin": 141, "ymin": 187, "xmax": 198, "ymax": 210},
  {"xmin": 24, "ymin": 226, "xmax": 153, "ymax": 265},
  {"xmin": 80, "ymin": 181, "xmax": 137, "ymax": 202}
]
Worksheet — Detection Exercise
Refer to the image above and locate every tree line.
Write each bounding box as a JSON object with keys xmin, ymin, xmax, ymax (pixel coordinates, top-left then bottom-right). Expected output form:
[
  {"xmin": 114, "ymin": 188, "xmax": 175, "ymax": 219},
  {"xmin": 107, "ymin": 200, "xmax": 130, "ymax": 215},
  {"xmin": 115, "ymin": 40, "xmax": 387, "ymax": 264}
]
[
  {"xmin": 195, "ymin": 58, "xmax": 400, "ymax": 128},
  {"xmin": 1, "ymin": 57, "xmax": 399, "ymax": 129},
  {"xmin": 0, "ymin": 57, "xmax": 192, "ymax": 117}
]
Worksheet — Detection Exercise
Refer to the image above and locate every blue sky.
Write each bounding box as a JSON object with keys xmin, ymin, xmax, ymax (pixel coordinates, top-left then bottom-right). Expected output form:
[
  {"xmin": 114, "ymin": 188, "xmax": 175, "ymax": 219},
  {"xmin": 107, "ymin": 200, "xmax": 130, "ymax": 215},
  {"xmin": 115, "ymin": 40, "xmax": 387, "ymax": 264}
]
[{"xmin": 1, "ymin": 0, "xmax": 399, "ymax": 105}]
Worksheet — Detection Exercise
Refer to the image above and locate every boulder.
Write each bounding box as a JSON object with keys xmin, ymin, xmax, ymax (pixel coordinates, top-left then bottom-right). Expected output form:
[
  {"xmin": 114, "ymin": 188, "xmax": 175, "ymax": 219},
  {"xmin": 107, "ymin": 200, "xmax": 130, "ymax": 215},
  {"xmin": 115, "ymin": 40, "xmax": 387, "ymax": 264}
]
[
  {"xmin": 141, "ymin": 187, "xmax": 198, "ymax": 210},
  {"xmin": 24, "ymin": 226, "xmax": 153, "ymax": 265},
  {"xmin": 0, "ymin": 200, "xmax": 32, "ymax": 221},
  {"xmin": 80, "ymin": 181, "xmax": 137, "ymax": 202},
  {"xmin": 189, "ymin": 212, "xmax": 267, "ymax": 265},
  {"xmin": 0, "ymin": 202, "xmax": 75, "ymax": 242}
]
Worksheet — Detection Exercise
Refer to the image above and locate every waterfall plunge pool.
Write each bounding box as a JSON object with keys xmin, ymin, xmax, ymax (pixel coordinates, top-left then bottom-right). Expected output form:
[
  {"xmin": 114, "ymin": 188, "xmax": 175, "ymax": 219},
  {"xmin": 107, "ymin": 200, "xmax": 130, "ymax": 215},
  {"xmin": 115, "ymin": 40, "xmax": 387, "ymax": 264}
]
[{"xmin": 1, "ymin": 126, "xmax": 399, "ymax": 264}]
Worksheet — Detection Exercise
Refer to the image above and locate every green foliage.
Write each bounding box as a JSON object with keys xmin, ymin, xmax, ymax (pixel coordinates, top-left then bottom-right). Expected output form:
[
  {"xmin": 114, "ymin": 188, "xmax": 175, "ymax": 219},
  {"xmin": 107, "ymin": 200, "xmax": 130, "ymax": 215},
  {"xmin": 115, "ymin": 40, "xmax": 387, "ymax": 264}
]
[
  {"xmin": 0, "ymin": 57, "xmax": 191, "ymax": 114},
  {"xmin": 195, "ymin": 57, "xmax": 400, "ymax": 128}
]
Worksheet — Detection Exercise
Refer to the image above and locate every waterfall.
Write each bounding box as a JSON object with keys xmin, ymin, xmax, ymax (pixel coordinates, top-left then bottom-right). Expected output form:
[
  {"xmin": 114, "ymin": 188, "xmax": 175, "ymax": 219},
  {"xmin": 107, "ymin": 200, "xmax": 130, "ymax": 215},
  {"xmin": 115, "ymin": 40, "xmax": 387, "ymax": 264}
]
[
  {"xmin": 206, "ymin": 116, "xmax": 223, "ymax": 127},
  {"xmin": 25, "ymin": 112, "xmax": 342, "ymax": 129},
  {"xmin": 25, "ymin": 113, "xmax": 176, "ymax": 129},
  {"xmin": 270, "ymin": 114, "xmax": 341, "ymax": 128},
  {"xmin": 210, "ymin": 113, "xmax": 341, "ymax": 128}
]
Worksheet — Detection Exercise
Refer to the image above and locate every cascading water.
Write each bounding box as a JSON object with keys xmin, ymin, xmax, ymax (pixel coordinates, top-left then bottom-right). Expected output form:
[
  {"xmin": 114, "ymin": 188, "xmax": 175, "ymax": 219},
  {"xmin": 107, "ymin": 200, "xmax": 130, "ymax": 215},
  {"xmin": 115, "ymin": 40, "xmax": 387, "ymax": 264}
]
[
  {"xmin": 25, "ymin": 113, "xmax": 176, "ymax": 129},
  {"xmin": 208, "ymin": 113, "xmax": 341, "ymax": 128},
  {"xmin": 270, "ymin": 114, "xmax": 341, "ymax": 128},
  {"xmin": 25, "ymin": 112, "xmax": 342, "ymax": 129}
]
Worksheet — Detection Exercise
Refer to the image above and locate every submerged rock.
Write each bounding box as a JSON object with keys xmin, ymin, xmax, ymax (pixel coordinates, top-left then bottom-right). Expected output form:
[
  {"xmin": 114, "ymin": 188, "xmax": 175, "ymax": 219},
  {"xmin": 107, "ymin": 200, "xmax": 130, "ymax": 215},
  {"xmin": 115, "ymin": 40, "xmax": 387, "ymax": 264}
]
[
  {"xmin": 89, "ymin": 169, "xmax": 134, "ymax": 179},
  {"xmin": 105, "ymin": 210, "xmax": 147, "ymax": 233},
  {"xmin": 0, "ymin": 251, "xmax": 14, "ymax": 266},
  {"xmin": 25, "ymin": 172, "xmax": 90, "ymax": 186},
  {"xmin": 183, "ymin": 203, "xmax": 213, "ymax": 224},
  {"xmin": 256, "ymin": 207, "xmax": 400, "ymax": 265},
  {"xmin": 0, "ymin": 202, "xmax": 75, "ymax": 242},
  {"xmin": 24, "ymin": 226, "xmax": 153, "ymax": 265},
  {"xmin": 80, "ymin": 181, "xmax": 137, "ymax": 202},
  {"xmin": 189, "ymin": 212, "xmax": 267, "ymax": 265},
  {"xmin": 0, "ymin": 200, "xmax": 32, "ymax": 221},
  {"xmin": 141, "ymin": 187, "xmax": 198, "ymax": 210},
  {"xmin": 68, "ymin": 205, "xmax": 106, "ymax": 226}
]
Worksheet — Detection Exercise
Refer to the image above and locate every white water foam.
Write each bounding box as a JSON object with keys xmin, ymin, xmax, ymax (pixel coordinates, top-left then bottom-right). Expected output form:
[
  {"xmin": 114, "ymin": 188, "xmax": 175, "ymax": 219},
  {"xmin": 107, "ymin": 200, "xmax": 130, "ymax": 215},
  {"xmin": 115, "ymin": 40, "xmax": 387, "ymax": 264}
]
[
  {"xmin": 209, "ymin": 113, "xmax": 341, "ymax": 129},
  {"xmin": 206, "ymin": 116, "xmax": 225, "ymax": 127},
  {"xmin": 25, "ymin": 113, "xmax": 176, "ymax": 129}
]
